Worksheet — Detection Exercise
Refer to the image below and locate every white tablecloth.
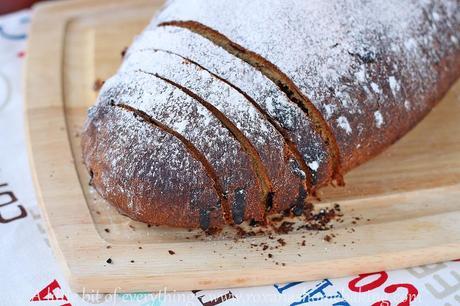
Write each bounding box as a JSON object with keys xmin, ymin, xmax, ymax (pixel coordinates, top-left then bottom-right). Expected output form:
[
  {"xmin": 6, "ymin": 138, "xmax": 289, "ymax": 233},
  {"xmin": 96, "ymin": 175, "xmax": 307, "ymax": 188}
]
[{"xmin": 1, "ymin": 10, "xmax": 459, "ymax": 306}]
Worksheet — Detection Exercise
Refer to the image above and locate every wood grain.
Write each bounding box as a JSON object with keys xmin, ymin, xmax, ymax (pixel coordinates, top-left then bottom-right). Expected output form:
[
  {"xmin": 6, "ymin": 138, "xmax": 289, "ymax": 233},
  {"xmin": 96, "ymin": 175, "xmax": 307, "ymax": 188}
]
[{"xmin": 25, "ymin": 0, "xmax": 460, "ymax": 293}]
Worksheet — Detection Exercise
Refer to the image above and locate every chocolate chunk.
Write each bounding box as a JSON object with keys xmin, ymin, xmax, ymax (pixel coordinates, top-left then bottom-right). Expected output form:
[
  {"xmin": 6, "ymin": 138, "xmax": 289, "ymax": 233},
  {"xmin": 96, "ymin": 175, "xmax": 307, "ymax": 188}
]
[
  {"xmin": 292, "ymin": 185, "xmax": 308, "ymax": 216},
  {"xmin": 199, "ymin": 209, "xmax": 211, "ymax": 231},
  {"xmin": 232, "ymin": 188, "xmax": 246, "ymax": 224}
]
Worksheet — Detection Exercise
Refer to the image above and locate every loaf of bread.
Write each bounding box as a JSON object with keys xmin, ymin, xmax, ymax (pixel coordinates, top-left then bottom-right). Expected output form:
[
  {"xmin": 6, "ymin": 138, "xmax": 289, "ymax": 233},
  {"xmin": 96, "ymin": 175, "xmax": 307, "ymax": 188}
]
[{"xmin": 82, "ymin": 0, "xmax": 460, "ymax": 230}]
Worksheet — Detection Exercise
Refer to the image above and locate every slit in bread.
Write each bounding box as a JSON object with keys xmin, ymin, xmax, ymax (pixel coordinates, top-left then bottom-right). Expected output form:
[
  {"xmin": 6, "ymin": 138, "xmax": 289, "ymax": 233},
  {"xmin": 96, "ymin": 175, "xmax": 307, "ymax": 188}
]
[{"xmin": 125, "ymin": 26, "xmax": 333, "ymax": 189}]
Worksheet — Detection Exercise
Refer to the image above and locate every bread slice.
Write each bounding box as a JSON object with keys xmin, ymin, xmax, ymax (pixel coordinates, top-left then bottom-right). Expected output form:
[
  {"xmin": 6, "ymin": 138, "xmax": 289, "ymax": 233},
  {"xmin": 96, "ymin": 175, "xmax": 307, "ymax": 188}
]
[{"xmin": 81, "ymin": 104, "xmax": 224, "ymax": 229}]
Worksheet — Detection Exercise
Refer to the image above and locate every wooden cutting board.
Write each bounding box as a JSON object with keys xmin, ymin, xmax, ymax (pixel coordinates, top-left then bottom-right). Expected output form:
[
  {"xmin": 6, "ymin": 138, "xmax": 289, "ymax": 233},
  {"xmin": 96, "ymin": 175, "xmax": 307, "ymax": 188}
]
[{"xmin": 25, "ymin": 0, "xmax": 460, "ymax": 293}]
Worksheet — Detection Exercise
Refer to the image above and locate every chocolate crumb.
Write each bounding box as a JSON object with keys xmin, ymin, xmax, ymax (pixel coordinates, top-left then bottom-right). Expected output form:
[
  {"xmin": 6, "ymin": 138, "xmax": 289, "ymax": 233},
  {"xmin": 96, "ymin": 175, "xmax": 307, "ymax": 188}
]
[
  {"xmin": 268, "ymin": 253, "xmax": 273, "ymax": 258},
  {"xmin": 270, "ymin": 215, "xmax": 284, "ymax": 223},
  {"xmin": 168, "ymin": 250, "xmax": 175, "ymax": 255},
  {"xmin": 93, "ymin": 79, "xmax": 105, "ymax": 91},
  {"xmin": 277, "ymin": 238, "xmax": 287, "ymax": 247},
  {"xmin": 104, "ymin": 228, "xmax": 110, "ymax": 233},
  {"xmin": 106, "ymin": 245, "xmax": 111, "ymax": 249},
  {"xmin": 138, "ymin": 246, "xmax": 142, "ymax": 250},
  {"xmin": 205, "ymin": 227, "xmax": 221, "ymax": 236},
  {"xmin": 106, "ymin": 258, "xmax": 112, "ymax": 264},
  {"xmin": 324, "ymin": 235, "xmax": 332, "ymax": 242},
  {"xmin": 275, "ymin": 221, "xmax": 294, "ymax": 234},
  {"xmin": 121, "ymin": 47, "xmax": 128, "ymax": 58}
]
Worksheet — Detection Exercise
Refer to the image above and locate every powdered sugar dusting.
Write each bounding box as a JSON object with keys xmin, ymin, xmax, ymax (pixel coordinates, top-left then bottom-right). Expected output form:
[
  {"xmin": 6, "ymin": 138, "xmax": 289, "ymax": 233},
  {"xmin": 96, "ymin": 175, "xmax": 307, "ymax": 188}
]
[
  {"xmin": 404, "ymin": 100, "xmax": 412, "ymax": 110},
  {"xmin": 404, "ymin": 38, "xmax": 418, "ymax": 52},
  {"xmin": 337, "ymin": 116, "xmax": 352, "ymax": 135},
  {"xmin": 452, "ymin": 36, "xmax": 459, "ymax": 45},
  {"xmin": 355, "ymin": 68, "xmax": 366, "ymax": 82},
  {"xmin": 308, "ymin": 161, "xmax": 319, "ymax": 172},
  {"xmin": 374, "ymin": 111, "xmax": 384, "ymax": 128},
  {"xmin": 388, "ymin": 76, "xmax": 401, "ymax": 96},
  {"xmin": 370, "ymin": 83, "xmax": 381, "ymax": 94},
  {"xmin": 323, "ymin": 104, "xmax": 336, "ymax": 120}
]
